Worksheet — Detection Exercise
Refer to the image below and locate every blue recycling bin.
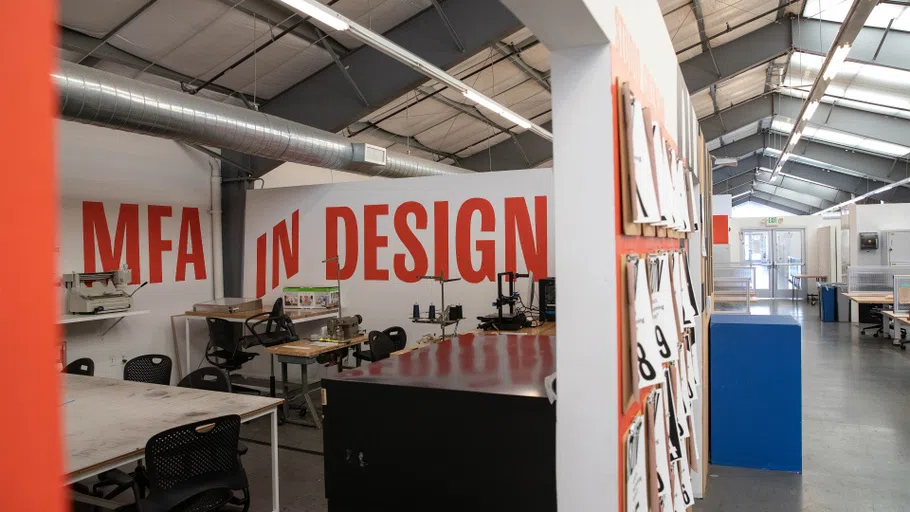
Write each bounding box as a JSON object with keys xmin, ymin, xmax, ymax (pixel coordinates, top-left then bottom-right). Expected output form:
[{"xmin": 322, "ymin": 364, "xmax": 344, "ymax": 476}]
[
  {"xmin": 710, "ymin": 315, "xmax": 802, "ymax": 472},
  {"xmin": 820, "ymin": 284, "xmax": 837, "ymax": 322}
]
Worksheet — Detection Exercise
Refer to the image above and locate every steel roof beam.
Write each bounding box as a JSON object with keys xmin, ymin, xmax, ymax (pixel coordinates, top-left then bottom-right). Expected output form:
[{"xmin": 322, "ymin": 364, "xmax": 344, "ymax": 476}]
[
  {"xmin": 747, "ymin": 194, "xmax": 816, "ymax": 214},
  {"xmin": 493, "ymin": 42, "xmax": 551, "ymax": 92}
]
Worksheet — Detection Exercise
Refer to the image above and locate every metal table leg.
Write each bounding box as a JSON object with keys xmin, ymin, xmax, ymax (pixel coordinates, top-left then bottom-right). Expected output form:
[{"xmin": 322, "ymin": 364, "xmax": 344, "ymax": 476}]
[
  {"xmin": 270, "ymin": 408, "xmax": 280, "ymax": 512},
  {"xmin": 269, "ymin": 355, "xmax": 276, "ymax": 398},
  {"xmin": 300, "ymin": 362, "xmax": 323, "ymax": 430},
  {"xmin": 281, "ymin": 361, "xmax": 290, "ymax": 421}
]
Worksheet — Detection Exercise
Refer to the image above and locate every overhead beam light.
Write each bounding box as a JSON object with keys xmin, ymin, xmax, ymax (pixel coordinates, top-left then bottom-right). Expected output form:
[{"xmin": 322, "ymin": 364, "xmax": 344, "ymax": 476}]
[
  {"xmin": 274, "ymin": 0, "xmax": 552, "ymax": 142},
  {"xmin": 769, "ymin": 0, "xmax": 877, "ymax": 181},
  {"xmin": 813, "ymin": 175, "xmax": 910, "ymax": 216},
  {"xmin": 732, "ymin": 191, "xmax": 751, "ymax": 200},
  {"xmin": 278, "ymin": 0, "xmax": 349, "ymax": 31}
]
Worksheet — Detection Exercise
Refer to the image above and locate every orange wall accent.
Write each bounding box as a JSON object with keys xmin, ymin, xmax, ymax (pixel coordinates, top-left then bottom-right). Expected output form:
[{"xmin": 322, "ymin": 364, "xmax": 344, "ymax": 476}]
[
  {"xmin": 713, "ymin": 215, "xmax": 730, "ymax": 245},
  {"xmin": 0, "ymin": 1, "xmax": 65, "ymax": 510}
]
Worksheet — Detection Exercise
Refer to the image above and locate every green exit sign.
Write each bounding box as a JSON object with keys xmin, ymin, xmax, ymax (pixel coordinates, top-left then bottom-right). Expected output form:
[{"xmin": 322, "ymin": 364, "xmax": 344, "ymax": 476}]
[{"xmin": 764, "ymin": 216, "xmax": 783, "ymax": 226}]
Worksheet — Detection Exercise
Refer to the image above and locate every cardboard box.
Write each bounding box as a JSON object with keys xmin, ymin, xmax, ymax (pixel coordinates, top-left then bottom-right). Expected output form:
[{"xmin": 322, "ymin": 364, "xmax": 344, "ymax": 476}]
[{"xmin": 283, "ymin": 286, "xmax": 340, "ymax": 309}]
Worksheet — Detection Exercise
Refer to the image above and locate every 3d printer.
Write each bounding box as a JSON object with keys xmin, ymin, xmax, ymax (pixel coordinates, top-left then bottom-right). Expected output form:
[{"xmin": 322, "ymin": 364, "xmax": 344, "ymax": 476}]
[
  {"xmin": 477, "ymin": 272, "xmax": 534, "ymax": 331},
  {"xmin": 63, "ymin": 265, "xmax": 145, "ymax": 314}
]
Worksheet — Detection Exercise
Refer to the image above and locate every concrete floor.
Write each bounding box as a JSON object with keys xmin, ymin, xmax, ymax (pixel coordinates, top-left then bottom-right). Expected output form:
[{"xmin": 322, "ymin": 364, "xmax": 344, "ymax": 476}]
[
  {"xmin": 238, "ymin": 300, "xmax": 910, "ymax": 512},
  {"xmin": 696, "ymin": 300, "xmax": 910, "ymax": 512}
]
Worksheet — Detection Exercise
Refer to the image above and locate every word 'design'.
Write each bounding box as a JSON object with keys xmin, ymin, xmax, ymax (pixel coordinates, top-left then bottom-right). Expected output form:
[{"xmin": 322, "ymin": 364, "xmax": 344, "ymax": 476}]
[
  {"xmin": 82, "ymin": 201, "xmax": 207, "ymax": 284},
  {"xmin": 255, "ymin": 196, "xmax": 548, "ymax": 297}
]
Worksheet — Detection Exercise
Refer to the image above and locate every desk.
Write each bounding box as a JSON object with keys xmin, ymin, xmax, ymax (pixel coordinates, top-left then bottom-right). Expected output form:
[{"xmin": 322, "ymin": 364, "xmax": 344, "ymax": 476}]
[
  {"xmin": 882, "ymin": 310, "xmax": 910, "ymax": 345},
  {"xmin": 475, "ymin": 321, "xmax": 556, "ymax": 336},
  {"xmin": 65, "ymin": 374, "xmax": 283, "ymax": 511},
  {"xmin": 790, "ymin": 274, "xmax": 827, "ymax": 303},
  {"xmin": 182, "ymin": 307, "xmax": 338, "ymax": 377},
  {"xmin": 843, "ymin": 293, "xmax": 893, "ymax": 304},
  {"xmin": 265, "ymin": 335, "xmax": 367, "ymax": 429}
]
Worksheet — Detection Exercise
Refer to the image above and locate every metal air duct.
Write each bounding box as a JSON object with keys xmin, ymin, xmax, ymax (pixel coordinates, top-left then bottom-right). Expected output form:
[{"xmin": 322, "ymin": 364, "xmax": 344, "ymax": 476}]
[{"xmin": 53, "ymin": 61, "xmax": 470, "ymax": 178}]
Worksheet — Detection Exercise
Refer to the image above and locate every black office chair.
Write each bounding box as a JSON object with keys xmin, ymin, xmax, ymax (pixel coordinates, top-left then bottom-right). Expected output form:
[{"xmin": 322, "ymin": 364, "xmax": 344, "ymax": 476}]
[
  {"xmin": 204, "ymin": 318, "xmax": 261, "ymax": 396},
  {"xmin": 116, "ymin": 415, "xmax": 251, "ymax": 512},
  {"xmin": 383, "ymin": 326, "xmax": 407, "ymax": 352},
  {"xmin": 241, "ymin": 298, "xmax": 299, "ymax": 348},
  {"xmin": 354, "ymin": 330, "xmax": 397, "ymax": 363},
  {"xmin": 861, "ymin": 306, "xmax": 890, "ymax": 338},
  {"xmin": 64, "ymin": 358, "xmax": 95, "ymax": 376},
  {"xmin": 178, "ymin": 368, "xmax": 248, "ymax": 457},
  {"xmin": 124, "ymin": 355, "xmax": 172, "ymax": 385}
]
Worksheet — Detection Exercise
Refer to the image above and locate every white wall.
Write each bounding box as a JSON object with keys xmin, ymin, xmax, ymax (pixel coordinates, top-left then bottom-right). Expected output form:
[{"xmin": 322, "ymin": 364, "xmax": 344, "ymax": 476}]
[
  {"xmin": 728, "ymin": 215, "xmax": 839, "ymax": 278},
  {"xmin": 848, "ymin": 203, "xmax": 910, "ymax": 266},
  {"xmin": 57, "ymin": 120, "xmax": 215, "ymax": 381},
  {"xmin": 260, "ymin": 161, "xmax": 377, "ymax": 188}
]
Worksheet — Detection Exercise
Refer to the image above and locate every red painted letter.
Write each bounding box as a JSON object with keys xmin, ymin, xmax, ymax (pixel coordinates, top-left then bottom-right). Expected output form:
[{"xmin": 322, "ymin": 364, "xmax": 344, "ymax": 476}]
[
  {"xmin": 393, "ymin": 201, "xmax": 428, "ymax": 283},
  {"xmin": 455, "ymin": 198, "xmax": 496, "ymax": 283},
  {"xmin": 82, "ymin": 202, "xmax": 140, "ymax": 284},
  {"xmin": 505, "ymin": 196, "xmax": 548, "ymax": 278},
  {"xmin": 176, "ymin": 207, "xmax": 206, "ymax": 282},
  {"xmin": 364, "ymin": 204, "xmax": 390, "ymax": 280},
  {"xmin": 147, "ymin": 205, "xmax": 173, "ymax": 284},
  {"xmin": 256, "ymin": 233, "xmax": 267, "ymax": 298},
  {"xmin": 325, "ymin": 207, "xmax": 358, "ymax": 280},
  {"xmin": 272, "ymin": 210, "xmax": 299, "ymax": 288},
  {"xmin": 434, "ymin": 201, "xmax": 449, "ymax": 279}
]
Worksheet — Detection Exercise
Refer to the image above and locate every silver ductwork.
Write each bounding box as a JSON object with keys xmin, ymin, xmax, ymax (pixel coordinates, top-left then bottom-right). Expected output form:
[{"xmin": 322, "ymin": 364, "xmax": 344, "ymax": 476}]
[{"xmin": 53, "ymin": 61, "xmax": 470, "ymax": 178}]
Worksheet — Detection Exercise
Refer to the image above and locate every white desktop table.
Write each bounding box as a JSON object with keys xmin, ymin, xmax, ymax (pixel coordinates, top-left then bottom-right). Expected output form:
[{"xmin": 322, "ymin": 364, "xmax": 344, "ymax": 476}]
[{"xmin": 65, "ymin": 374, "xmax": 283, "ymax": 511}]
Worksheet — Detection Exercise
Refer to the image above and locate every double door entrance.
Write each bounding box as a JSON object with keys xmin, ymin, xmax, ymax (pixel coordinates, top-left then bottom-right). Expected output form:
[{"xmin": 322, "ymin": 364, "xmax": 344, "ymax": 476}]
[{"xmin": 741, "ymin": 229, "xmax": 805, "ymax": 299}]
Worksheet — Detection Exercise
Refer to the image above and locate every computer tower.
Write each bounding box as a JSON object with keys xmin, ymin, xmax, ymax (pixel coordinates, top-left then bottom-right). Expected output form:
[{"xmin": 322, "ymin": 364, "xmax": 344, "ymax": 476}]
[{"xmin": 539, "ymin": 277, "xmax": 556, "ymax": 322}]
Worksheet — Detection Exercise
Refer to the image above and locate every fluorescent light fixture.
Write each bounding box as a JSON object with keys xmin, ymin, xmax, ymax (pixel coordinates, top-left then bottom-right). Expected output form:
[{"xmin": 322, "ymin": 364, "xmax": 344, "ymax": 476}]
[
  {"xmin": 790, "ymin": 132, "xmax": 802, "ymax": 145},
  {"xmin": 780, "ymin": 153, "xmax": 790, "ymax": 164},
  {"xmin": 277, "ymin": 0, "xmax": 350, "ymax": 31},
  {"xmin": 814, "ymin": 175, "xmax": 910, "ymax": 215},
  {"xmin": 732, "ymin": 191, "xmax": 750, "ymax": 200},
  {"xmin": 803, "ymin": 101, "xmax": 820, "ymax": 122},
  {"xmin": 775, "ymin": 165, "xmax": 783, "ymax": 174},
  {"xmin": 823, "ymin": 44, "xmax": 852, "ymax": 81},
  {"xmin": 464, "ymin": 90, "xmax": 531, "ymax": 129}
]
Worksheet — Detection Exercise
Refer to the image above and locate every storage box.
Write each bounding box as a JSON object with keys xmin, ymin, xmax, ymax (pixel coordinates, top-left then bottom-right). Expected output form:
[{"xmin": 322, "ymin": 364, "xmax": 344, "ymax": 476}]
[
  {"xmin": 193, "ymin": 297, "xmax": 263, "ymax": 314},
  {"xmin": 282, "ymin": 286, "xmax": 339, "ymax": 309}
]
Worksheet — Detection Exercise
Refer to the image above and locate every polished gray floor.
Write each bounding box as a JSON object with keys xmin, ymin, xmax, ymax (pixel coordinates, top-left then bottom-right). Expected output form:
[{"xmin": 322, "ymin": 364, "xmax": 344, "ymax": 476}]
[{"xmin": 696, "ymin": 300, "xmax": 910, "ymax": 512}]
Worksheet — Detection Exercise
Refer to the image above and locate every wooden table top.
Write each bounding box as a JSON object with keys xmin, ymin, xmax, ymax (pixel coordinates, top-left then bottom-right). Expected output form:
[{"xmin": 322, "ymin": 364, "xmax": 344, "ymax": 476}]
[
  {"xmin": 882, "ymin": 310, "xmax": 909, "ymax": 319},
  {"xmin": 185, "ymin": 307, "xmax": 338, "ymax": 322},
  {"xmin": 791, "ymin": 274, "xmax": 828, "ymax": 279},
  {"xmin": 265, "ymin": 334, "xmax": 368, "ymax": 358},
  {"xmin": 844, "ymin": 293, "xmax": 893, "ymax": 304},
  {"xmin": 64, "ymin": 375, "xmax": 282, "ymax": 482}
]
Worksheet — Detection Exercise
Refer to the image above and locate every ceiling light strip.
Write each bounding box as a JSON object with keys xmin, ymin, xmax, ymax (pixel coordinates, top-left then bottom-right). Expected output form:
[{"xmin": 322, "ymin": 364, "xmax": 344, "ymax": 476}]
[
  {"xmin": 769, "ymin": 0, "xmax": 878, "ymax": 180},
  {"xmin": 813, "ymin": 175, "xmax": 910, "ymax": 215},
  {"xmin": 275, "ymin": 0, "xmax": 552, "ymax": 141}
]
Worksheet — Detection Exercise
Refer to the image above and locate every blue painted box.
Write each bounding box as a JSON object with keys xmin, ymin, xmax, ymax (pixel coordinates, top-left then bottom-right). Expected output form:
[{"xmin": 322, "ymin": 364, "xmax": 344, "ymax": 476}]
[{"xmin": 710, "ymin": 314, "xmax": 802, "ymax": 472}]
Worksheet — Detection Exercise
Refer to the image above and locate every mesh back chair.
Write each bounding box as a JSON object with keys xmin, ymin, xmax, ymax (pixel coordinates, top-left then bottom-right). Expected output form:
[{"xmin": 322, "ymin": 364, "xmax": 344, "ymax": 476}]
[
  {"xmin": 123, "ymin": 415, "xmax": 250, "ymax": 512},
  {"xmin": 240, "ymin": 298, "xmax": 299, "ymax": 348},
  {"xmin": 383, "ymin": 326, "xmax": 407, "ymax": 352},
  {"xmin": 178, "ymin": 368, "xmax": 247, "ymax": 456},
  {"xmin": 124, "ymin": 355, "xmax": 172, "ymax": 385},
  {"xmin": 204, "ymin": 318, "xmax": 260, "ymax": 395},
  {"xmin": 354, "ymin": 331, "xmax": 396, "ymax": 363},
  {"xmin": 64, "ymin": 357, "xmax": 95, "ymax": 376}
]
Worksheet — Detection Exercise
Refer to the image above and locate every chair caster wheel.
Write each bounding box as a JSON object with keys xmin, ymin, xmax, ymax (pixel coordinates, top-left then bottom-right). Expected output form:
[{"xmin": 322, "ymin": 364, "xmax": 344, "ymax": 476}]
[{"xmin": 874, "ymin": 333, "xmax": 879, "ymax": 338}]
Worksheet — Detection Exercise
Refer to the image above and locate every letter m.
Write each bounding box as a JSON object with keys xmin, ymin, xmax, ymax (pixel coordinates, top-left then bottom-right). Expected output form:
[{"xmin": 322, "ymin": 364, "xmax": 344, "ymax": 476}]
[{"xmin": 82, "ymin": 201, "xmax": 140, "ymax": 284}]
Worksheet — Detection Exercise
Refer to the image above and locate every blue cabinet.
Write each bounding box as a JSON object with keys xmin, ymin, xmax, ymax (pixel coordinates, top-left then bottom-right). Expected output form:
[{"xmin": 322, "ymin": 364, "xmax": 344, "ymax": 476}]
[{"xmin": 710, "ymin": 314, "xmax": 802, "ymax": 472}]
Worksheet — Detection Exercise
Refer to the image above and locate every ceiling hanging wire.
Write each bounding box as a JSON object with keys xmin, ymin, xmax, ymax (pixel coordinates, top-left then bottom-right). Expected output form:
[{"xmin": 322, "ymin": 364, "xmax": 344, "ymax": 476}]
[{"xmin": 253, "ymin": 13, "xmax": 258, "ymax": 107}]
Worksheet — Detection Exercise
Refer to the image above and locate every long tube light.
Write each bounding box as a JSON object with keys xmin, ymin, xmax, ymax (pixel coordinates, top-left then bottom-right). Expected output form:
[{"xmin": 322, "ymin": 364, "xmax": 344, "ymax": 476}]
[
  {"xmin": 732, "ymin": 191, "xmax": 751, "ymax": 200},
  {"xmin": 813, "ymin": 176, "xmax": 910, "ymax": 215},
  {"xmin": 274, "ymin": 0, "xmax": 552, "ymax": 141},
  {"xmin": 769, "ymin": 0, "xmax": 877, "ymax": 180}
]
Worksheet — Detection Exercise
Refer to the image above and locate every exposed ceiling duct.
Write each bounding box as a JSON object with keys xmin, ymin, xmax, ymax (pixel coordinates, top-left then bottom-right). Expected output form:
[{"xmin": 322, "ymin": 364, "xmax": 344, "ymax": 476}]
[{"xmin": 53, "ymin": 61, "xmax": 471, "ymax": 178}]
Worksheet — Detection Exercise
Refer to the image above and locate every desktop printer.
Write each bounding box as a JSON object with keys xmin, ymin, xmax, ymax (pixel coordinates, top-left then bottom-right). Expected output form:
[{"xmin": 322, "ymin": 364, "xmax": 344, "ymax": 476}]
[{"xmin": 63, "ymin": 265, "xmax": 137, "ymax": 314}]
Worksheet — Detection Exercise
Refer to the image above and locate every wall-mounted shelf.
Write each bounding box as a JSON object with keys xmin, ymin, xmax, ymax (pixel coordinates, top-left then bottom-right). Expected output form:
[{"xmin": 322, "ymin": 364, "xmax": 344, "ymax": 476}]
[{"xmin": 59, "ymin": 310, "xmax": 151, "ymax": 336}]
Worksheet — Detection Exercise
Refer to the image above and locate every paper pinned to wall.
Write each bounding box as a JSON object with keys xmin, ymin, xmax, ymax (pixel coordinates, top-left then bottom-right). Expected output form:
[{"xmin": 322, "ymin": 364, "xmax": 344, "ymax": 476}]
[
  {"xmin": 630, "ymin": 258, "xmax": 664, "ymax": 388},
  {"xmin": 674, "ymin": 159, "xmax": 691, "ymax": 232},
  {"xmin": 671, "ymin": 463, "xmax": 686, "ymax": 512},
  {"xmin": 631, "ymin": 98, "xmax": 661, "ymax": 224},
  {"xmin": 652, "ymin": 128, "xmax": 676, "ymax": 228},
  {"xmin": 649, "ymin": 389, "xmax": 672, "ymax": 499},
  {"xmin": 672, "ymin": 364, "xmax": 690, "ymax": 438},
  {"xmin": 663, "ymin": 368, "xmax": 683, "ymax": 463},
  {"xmin": 626, "ymin": 416, "xmax": 649, "ymax": 512},
  {"xmin": 670, "ymin": 253, "xmax": 693, "ymax": 328},
  {"xmin": 678, "ymin": 442, "xmax": 695, "ymax": 508},
  {"xmin": 650, "ymin": 254, "xmax": 680, "ymax": 363}
]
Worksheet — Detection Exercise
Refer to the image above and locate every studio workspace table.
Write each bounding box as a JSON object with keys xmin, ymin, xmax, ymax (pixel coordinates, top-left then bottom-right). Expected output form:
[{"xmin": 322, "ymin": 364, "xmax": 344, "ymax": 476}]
[
  {"xmin": 265, "ymin": 335, "xmax": 367, "ymax": 429},
  {"xmin": 182, "ymin": 307, "xmax": 338, "ymax": 378},
  {"xmin": 790, "ymin": 274, "xmax": 827, "ymax": 303},
  {"xmin": 882, "ymin": 310, "xmax": 910, "ymax": 344},
  {"xmin": 64, "ymin": 374, "xmax": 283, "ymax": 512}
]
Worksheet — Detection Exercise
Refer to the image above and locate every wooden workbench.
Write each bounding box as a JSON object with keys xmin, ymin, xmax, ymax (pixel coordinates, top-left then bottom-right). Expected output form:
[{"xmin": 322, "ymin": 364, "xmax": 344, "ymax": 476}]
[
  {"xmin": 844, "ymin": 292, "xmax": 893, "ymax": 304},
  {"xmin": 65, "ymin": 375, "xmax": 283, "ymax": 511},
  {"xmin": 264, "ymin": 334, "xmax": 367, "ymax": 358},
  {"xmin": 185, "ymin": 307, "xmax": 338, "ymax": 321}
]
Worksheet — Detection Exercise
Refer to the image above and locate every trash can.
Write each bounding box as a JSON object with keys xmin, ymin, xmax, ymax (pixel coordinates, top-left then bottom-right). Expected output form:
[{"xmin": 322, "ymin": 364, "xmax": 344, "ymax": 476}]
[
  {"xmin": 835, "ymin": 284, "xmax": 850, "ymax": 323},
  {"xmin": 820, "ymin": 284, "xmax": 837, "ymax": 322}
]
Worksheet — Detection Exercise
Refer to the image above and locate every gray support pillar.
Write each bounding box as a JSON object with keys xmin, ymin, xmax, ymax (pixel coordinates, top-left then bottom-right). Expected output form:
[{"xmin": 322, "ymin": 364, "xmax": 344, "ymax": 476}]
[{"xmin": 221, "ymin": 150, "xmax": 251, "ymax": 297}]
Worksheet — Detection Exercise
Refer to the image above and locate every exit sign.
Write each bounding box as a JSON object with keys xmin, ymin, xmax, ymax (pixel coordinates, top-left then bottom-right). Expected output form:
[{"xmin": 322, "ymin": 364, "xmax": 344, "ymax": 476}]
[{"xmin": 763, "ymin": 216, "xmax": 783, "ymax": 226}]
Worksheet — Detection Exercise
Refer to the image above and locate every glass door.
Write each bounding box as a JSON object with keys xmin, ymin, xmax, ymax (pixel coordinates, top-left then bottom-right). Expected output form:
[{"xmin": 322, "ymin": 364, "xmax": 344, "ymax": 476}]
[
  {"xmin": 773, "ymin": 229, "xmax": 805, "ymax": 299},
  {"xmin": 742, "ymin": 230, "xmax": 772, "ymax": 298}
]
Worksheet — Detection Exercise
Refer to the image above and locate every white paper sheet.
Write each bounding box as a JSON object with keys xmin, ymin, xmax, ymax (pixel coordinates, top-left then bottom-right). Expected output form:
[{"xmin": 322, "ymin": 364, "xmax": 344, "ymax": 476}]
[
  {"xmin": 681, "ymin": 253, "xmax": 700, "ymax": 318},
  {"xmin": 687, "ymin": 170, "xmax": 700, "ymax": 231},
  {"xmin": 690, "ymin": 343, "xmax": 701, "ymax": 386},
  {"xmin": 678, "ymin": 443, "xmax": 695, "ymax": 508},
  {"xmin": 652, "ymin": 389, "xmax": 672, "ymax": 498},
  {"xmin": 675, "ymin": 159, "xmax": 691, "ymax": 232},
  {"xmin": 663, "ymin": 370, "xmax": 682, "ymax": 463},
  {"xmin": 674, "ymin": 364, "xmax": 691, "ymax": 438},
  {"xmin": 631, "ymin": 258, "xmax": 664, "ymax": 388},
  {"xmin": 670, "ymin": 253, "xmax": 692, "ymax": 328},
  {"xmin": 652, "ymin": 126, "xmax": 675, "ymax": 227},
  {"xmin": 650, "ymin": 255, "xmax": 680, "ymax": 363},
  {"xmin": 678, "ymin": 350, "xmax": 694, "ymax": 416},
  {"xmin": 671, "ymin": 464, "xmax": 686, "ymax": 512},
  {"xmin": 632, "ymin": 99, "xmax": 661, "ymax": 224},
  {"xmin": 685, "ymin": 341, "xmax": 698, "ymax": 402},
  {"xmin": 627, "ymin": 416, "xmax": 649, "ymax": 512}
]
